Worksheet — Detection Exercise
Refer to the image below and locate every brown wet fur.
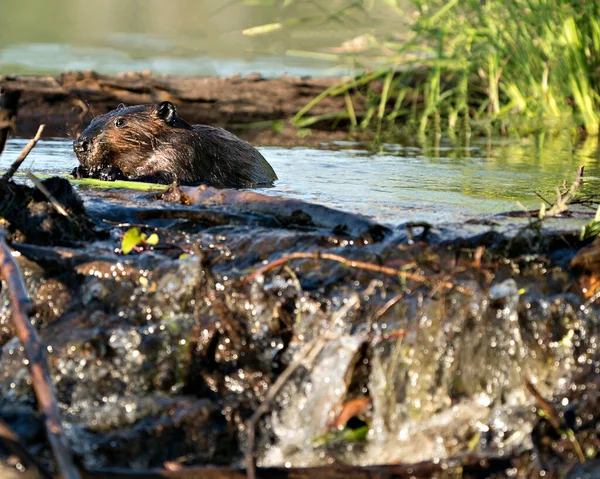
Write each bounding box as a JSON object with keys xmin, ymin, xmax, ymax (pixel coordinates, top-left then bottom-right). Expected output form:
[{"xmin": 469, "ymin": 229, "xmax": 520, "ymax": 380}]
[{"xmin": 73, "ymin": 102, "xmax": 278, "ymax": 187}]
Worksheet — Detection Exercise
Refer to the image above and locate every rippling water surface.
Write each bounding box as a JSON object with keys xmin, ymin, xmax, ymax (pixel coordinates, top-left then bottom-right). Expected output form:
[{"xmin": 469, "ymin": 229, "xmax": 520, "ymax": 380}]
[{"xmin": 2, "ymin": 136, "xmax": 598, "ymax": 225}]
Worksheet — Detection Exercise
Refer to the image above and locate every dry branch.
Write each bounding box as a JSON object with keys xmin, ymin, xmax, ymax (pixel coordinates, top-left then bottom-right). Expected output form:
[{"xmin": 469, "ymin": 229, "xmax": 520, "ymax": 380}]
[
  {"xmin": 545, "ymin": 165, "xmax": 585, "ymax": 217},
  {"xmin": 245, "ymin": 337, "xmax": 329, "ymax": 479},
  {"xmin": 242, "ymin": 251, "xmax": 471, "ymax": 296},
  {"xmin": 25, "ymin": 171, "xmax": 69, "ymax": 217},
  {"xmin": 2, "ymin": 124, "xmax": 45, "ymax": 182},
  {"xmin": 0, "ymin": 230, "xmax": 81, "ymax": 479}
]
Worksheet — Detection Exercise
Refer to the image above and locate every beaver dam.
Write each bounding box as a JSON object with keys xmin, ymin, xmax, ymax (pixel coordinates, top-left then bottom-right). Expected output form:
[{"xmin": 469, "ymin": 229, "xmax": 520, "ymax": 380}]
[{"xmin": 0, "ymin": 96, "xmax": 599, "ymax": 479}]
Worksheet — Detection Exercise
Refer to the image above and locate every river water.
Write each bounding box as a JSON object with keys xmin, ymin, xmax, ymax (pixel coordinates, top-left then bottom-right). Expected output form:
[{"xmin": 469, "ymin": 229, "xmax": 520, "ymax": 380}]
[
  {"xmin": 1, "ymin": 135, "xmax": 599, "ymax": 225},
  {"xmin": 0, "ymin": 0, "xmax": 409, "ymax": 77}
]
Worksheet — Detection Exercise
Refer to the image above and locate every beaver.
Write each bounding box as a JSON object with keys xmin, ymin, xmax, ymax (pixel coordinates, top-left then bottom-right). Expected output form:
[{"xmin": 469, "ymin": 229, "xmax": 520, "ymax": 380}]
[{"xmin": 72, "ymin": 101, "xmax": 277, "ymax": 187}]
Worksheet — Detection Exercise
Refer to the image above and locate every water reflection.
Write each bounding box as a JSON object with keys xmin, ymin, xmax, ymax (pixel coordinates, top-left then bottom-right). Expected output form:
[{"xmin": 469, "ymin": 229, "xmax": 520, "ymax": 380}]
[
  {"xmin": 0, "ymin": 0, "xmax": 405, "ymax": 76},
  {"xmin": 1, "ymin": 135, "xmax": 598, "ymax": 225}
]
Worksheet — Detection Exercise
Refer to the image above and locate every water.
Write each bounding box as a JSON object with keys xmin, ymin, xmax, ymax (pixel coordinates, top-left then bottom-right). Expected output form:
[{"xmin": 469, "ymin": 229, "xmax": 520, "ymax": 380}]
[
  {"xmin": 2, "ymin": 136, "xmax": 599, "ymax": 225},
  {"xmin": 0, "ymin": 0, "xmax": 408, "ymax": 77}
]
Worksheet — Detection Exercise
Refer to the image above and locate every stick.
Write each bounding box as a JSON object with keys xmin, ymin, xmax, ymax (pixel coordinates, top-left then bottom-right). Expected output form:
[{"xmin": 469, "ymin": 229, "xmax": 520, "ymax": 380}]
[
  {"xmin": 525, "ymin": 380, "xmax": 585, "ymax": 464},
  {"xmin": 242, "ymin": 251, "xmax": 472, "ymax": 295},
  {"xmin": 0, "ymin": 89, "xmax": 21, "ymax": 155},
  {"xmin": 545, "ymin": 165, "xmax": 585, "ymax": 217},
  {"xmin": 0, "ymin": 230, "xmax": 81, "ymax": 479},
  {"xmin": 242, "ymin": 252, "xmax": 429, "ymax": 285},
  {"xmin": 2, "ymin": 124, "xmax": 44, "ymax": 182},
  {"xmin": 25, "ymin": 171, "xmax": 69, "ymax": 217},
  {"xmin": 0, "ymin": 418, "xmax": 52, "ymax": 478},
  {"xmin": 245, "ymin": 337, "xmax": 328, "ymax": 479}
]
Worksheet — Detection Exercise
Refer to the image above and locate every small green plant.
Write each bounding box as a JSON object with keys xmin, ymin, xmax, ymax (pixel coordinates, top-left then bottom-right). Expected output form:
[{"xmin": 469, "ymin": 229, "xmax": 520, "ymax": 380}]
[
  {"xmin": 580, "ymin": 205, "xmax": 600, "ymax": 240},
  {"xmin": 121, "ymin": 227, "xmax": 159, "ymax": 255}
]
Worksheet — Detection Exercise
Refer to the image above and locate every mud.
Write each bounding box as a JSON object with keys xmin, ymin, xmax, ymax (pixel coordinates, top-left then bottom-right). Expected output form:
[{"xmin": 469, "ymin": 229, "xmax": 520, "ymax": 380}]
[
  {"xmin": 0, "ymin": 177, "xmax": 96, "ymax": 246},
  {"xmin": 0, "ymin": 178, "xmax": 597, "ymax": 478}
]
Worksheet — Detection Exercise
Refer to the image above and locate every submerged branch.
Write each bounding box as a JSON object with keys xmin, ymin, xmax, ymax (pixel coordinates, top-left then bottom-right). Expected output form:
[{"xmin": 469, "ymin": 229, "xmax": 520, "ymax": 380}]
[{"xmin": 0, "ymin": 230, "xmax": 81, "ymax": 479}]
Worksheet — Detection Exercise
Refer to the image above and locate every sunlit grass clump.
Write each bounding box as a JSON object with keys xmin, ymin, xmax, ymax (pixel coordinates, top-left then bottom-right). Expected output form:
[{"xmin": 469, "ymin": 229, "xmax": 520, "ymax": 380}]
[
  {"xmin": 400, "ymin": 0, "xmax": 600, "ymax": 138},
  {"xmin": 245, "ymin": 0, "xmax": 600, "ymax": 140}
]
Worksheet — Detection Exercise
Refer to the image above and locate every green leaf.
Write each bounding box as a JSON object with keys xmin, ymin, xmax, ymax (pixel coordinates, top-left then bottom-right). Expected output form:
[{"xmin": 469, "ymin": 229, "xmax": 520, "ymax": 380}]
[
  {"xmin": 145, "ymin": 233, "xmax": 159, "ymax": 246},
  {"xmin": 122, "ymin": 227, "xmax": 143, "ymax": 255}
]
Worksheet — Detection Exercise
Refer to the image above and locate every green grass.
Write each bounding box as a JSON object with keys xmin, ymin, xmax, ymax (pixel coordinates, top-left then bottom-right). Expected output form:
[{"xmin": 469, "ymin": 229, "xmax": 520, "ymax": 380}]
[{"xmin": 242, "ymin": 0, "xmax": 600, "ymax": 141}]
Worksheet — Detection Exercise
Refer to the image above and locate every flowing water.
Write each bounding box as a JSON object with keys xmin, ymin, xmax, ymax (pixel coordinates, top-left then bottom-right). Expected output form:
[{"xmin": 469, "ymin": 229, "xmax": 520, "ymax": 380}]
[
  {"xmin": 0, "ymin": 136, "xmax": 599, "ymax": 473},
  {"xmin": 2, "ymin": 135, "xmax": 600, "ymax": 225}
]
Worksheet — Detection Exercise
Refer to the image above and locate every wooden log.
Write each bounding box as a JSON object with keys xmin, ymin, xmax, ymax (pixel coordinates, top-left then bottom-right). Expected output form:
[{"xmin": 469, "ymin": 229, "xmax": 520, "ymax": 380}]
[
  {"xmin": 78, "ymin": 455, "xmax": 515, "ymax": 479},
  {"xmin": 0, "ymin": 72, "xmax": 361, "ymax": 146},
  {"xmin": 172, "ymin": 185, "xmax": 390, "ymax": 242}
]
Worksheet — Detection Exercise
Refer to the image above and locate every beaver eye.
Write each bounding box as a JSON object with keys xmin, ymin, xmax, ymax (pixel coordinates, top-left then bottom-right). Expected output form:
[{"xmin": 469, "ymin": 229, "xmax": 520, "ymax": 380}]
[{"xmin": 115, "ymin": 118, "xmax": 126, "ymax": 128}]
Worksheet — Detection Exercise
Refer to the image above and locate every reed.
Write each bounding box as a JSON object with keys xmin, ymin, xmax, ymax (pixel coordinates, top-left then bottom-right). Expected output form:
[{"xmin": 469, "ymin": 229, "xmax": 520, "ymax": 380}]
[{"xmin": 244, "ymin": 0, "xmax": 600, "ymax": 140}]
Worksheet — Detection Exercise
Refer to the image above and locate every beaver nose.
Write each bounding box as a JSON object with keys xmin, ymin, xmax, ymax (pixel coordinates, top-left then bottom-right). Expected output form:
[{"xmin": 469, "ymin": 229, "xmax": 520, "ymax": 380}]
[{"xmin": 73, "ymin": 138, "xmax": 89, "ymax": 154}]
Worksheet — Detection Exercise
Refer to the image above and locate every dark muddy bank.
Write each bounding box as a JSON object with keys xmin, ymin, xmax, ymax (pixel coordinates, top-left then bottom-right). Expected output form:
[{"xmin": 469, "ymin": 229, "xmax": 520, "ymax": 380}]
[
  {"xmin": 0, "ymin": 174, "xmax": 598, "ymax": 478},
  {"xmin": 0, "ymin": 72, "xmax": 363, "ymax": 147}
]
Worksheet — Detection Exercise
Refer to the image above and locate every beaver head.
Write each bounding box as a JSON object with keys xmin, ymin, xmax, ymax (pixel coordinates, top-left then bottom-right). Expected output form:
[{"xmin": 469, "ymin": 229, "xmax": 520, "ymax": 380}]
[{"xmin": 73, "ymin": 101, "xmax": 194, "ymax": 181}]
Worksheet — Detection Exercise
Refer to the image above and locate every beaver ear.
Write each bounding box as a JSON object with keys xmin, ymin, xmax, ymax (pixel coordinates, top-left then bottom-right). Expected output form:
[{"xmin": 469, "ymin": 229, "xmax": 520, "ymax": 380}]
[
  {"xmin": 117, "ymin": 103, "xmax": 126, "ymax": 110},
  {"xmin": 155, "ymin": 101, "xmax": 177, "ymax": 125}
]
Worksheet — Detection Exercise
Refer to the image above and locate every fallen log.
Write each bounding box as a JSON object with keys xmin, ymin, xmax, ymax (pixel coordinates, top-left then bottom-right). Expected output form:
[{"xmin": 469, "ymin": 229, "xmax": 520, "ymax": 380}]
[
  {"xmin": 0, "ymin": 72, "xmax": 361, "ymax": 146},
  {"xmin": 79, "ymin": 455, "xmax": 516, "ymax": 479},
  {"xmin": 169, "ymin": 185, "xmax": 390, "ymax": 242}
]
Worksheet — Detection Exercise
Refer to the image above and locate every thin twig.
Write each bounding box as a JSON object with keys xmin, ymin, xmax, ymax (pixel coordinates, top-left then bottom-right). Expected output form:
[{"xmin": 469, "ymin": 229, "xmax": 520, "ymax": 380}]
[
  {"xmin": 533, "ymin": 191, "xmax": 553, "ymax": 207},
  {"xmin": 195, "ymin": 247, "xmax": 244, "ymax": 348},
  {"xmin": 246, "ymin": 336, "xmax": 329, "ymax": 479},
  {"xmin": 0, "ymin": 418, "xmax": 52, "ymax": 478},
  {"xmin": 545, "ymin": 165, "xmax": 585, "ymax": 217},
  {"xmin": 525, "ymin": 380, "xmax": 585, "ymax": 464},
  {"xmin": 0, "ymin": 230, "xmax": 81, "ymax": 479},
  {"xmin": 525, "ymin": 381, "xmax": 560, "ymax": 429},
  {"xmin": 2, "ymin": 125, "xmax": 45, "ymax": 182},
  {"xmin": 242, "ymin": 251, "xmax": 467, "ymax": 294},
  {"xmin": 370, "ymin": 292, "xmax": 405, "ymax": 326},
  {"xmin": 25, "ymin": 171, "xmax": 69, "ymax": 217}
]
